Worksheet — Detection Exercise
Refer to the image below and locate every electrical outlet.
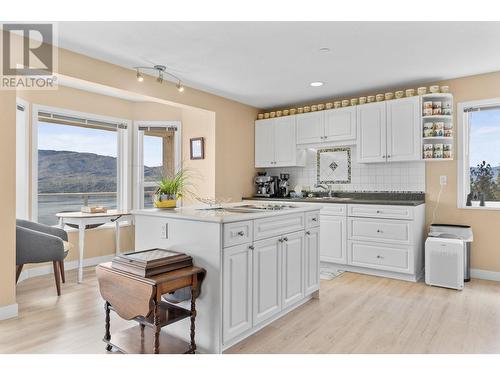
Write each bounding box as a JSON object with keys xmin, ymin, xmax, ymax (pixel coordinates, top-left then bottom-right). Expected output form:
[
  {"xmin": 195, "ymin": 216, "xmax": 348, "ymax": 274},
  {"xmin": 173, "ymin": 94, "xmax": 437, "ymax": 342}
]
[
  {"xmin": 440, "ymin": 175, "xmax": 447, "ymax": 186},
  {"xmin": 160, "ymin": 223, "xmax": 168, "ymax": 239}
]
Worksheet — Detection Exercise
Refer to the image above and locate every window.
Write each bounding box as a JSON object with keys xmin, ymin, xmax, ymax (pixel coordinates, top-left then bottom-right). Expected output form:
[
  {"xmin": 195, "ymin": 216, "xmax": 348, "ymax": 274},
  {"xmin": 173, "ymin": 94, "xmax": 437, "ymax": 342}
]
[
  {"xmin": 134, "ymin": 121, "xmax": 181, "ymax": 209},
  {"xmin": 458, "ymin": 98, "xmax": 500, "ymax": 208},
  {"xmin": 33, "ymin": 106, "xmax": 130, "ymax": 225}
]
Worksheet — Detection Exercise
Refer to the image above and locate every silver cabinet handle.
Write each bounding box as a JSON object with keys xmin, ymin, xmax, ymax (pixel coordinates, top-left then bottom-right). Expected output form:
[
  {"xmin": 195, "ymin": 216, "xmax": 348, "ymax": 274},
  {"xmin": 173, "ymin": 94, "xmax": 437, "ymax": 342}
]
[
  {"xmin": 283, "ymin": 237, "xmax": 288, "ymax": 242},
  {"xmin": 387, "ymin": 155, "xmax": 391, "ymax": 159},
  {"xmin": 376, "ymin": 229, "xmax": 383, "ymax": 233},
  {"xmin": 376, "ymin": 210, "xmax": 383, "ymax": 214},
  {"xmin": 237, "ymin": 231, "xmax": 245, "ymax": 236},
  {"xmin": 248, "ymin": 245, "xmax": 254, "ymax": 250},
  {"xmin": 305, "ymin": 231, "xmax": 311, "ymax": 235},
  {"xmin": 278, "ymin": 238, "xmax": 283, "ymax": 243},
  {"xmin": 376, "ymin": 255, "xmax": 384, "ymax": 259},
  {"xmin": 382, "ymin": 155, "xmax": 386, "ymax": 158},
  {"xmin": 311, "ymin": 217, "xmax": 317, "ymax": 222}
]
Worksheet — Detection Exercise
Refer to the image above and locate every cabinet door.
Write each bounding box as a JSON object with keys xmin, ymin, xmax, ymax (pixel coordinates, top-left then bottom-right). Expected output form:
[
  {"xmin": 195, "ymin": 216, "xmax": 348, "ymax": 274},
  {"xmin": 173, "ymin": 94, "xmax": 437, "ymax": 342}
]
[
  {"xmin": 223, "ymin": 244, "xmax": 253, "ymax": 343},
  {"xmin": 320, "ymin": 215, "xmax": 347, "ymax": 264},
  {"xmin": 274, "ymin": 116, "xmax": 297, "ymax": 167},
  {"xmin": 253, "ymin": 237, "xmax": 282, "ymax": 325},
  {"xmin": 282, "ymin": 231, "xmax": 305, "ymax": 309},
  {"xmin": 304, "ymin": 227, "xmax": 320, "ymax": 295},
  {"xmin": 386, "ymin": 96, "xmax": 421, "ymax": 162},
  {"xmin": 357, "ymin": 102, "xmax": 387, "ymax": 163},
  {"xmin": 296, "ymin": 111, "xmax": 324, "ymax": 144},
  {"xmin": 255, "ymin": 119, "xmax": 275, "ymax": 167},
  {"xmin": 324, "ymin": 107, "xmax": 356, "ymax": 142}
]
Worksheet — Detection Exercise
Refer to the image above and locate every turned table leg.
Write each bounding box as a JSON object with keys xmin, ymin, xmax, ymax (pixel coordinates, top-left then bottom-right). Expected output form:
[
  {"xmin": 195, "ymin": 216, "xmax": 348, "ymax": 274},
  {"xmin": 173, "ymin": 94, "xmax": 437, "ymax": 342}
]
[
  {"xmin": 189, "ymin": 280, "xmax": 198, "ymax": 354},
  {"xmin": 104, "ymin": 301, "xmax": 112, "ymax": 352},
  {"xmin": 153, "ymin": 300, "xmax": 160, "ymax": 354}
]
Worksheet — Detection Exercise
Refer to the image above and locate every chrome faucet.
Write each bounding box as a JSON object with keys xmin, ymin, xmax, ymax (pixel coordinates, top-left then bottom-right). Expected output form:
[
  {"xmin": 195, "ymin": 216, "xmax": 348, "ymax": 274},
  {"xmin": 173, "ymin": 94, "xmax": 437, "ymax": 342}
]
[{"xmin": 315, "ymin": 184, "xmax": 334, "ymax": 198}]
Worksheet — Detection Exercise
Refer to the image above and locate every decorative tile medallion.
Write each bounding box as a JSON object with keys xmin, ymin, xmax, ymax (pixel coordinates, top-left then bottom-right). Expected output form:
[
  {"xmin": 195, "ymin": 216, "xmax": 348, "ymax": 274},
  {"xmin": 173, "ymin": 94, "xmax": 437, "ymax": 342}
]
[{"xmin": 317, "ymin": 147, "xmax": 351, "ymax": 184}]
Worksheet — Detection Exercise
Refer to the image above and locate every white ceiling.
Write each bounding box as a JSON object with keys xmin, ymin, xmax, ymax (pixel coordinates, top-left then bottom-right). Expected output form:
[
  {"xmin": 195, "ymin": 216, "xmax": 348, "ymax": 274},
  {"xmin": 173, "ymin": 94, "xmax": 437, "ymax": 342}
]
[{"xmin": 58, "ymin": 22, "xmax": 500, "ymax": 109}]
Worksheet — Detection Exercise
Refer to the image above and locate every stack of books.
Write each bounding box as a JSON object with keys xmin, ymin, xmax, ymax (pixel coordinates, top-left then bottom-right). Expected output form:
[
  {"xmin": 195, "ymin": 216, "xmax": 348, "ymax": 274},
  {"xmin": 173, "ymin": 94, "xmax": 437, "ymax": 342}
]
[
  {"xmin": 81, "ymin": 205, "xmax": 107, "ymax": 213},
  {"xmin": 111, "ymin": 248, "xmax": 193, "ymax": 277}
]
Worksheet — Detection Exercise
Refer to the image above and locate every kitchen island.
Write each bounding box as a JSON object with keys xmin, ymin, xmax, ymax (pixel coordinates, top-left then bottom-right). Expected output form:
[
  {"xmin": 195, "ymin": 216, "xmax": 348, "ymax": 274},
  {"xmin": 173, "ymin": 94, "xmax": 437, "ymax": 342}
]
[{"xmin": 132, "ymin": 202, "xmax": 321, "ymax": 353}]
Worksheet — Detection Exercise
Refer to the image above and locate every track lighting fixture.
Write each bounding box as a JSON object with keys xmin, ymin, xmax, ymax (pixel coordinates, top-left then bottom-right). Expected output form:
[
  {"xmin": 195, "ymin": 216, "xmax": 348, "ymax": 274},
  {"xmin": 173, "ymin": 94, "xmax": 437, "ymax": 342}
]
[
  {"xmin": 136, "ymin": 69, "xmax": 144, "ymax": 82},
  {"xmin": 133, "ymin": 64, "xmax": 184, "ymax": 92}
]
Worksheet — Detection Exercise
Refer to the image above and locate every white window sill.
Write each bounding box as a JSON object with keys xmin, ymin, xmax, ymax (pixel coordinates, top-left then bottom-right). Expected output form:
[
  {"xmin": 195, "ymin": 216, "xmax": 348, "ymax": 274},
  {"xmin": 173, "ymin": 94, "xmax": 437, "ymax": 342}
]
[{"xmin": 460, "ymin": 201, "xmax": 500, "ymax": 211}]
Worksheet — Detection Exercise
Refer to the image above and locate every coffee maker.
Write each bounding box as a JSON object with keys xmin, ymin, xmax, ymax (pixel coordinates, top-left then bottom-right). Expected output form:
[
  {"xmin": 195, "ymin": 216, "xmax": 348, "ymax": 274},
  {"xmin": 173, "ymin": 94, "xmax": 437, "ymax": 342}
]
[
  {"xmin": 254, "ymin": 172, "xmax": 278, "ymax": 198},
  {"xmin": 278, "ymin": 173, "xmax": 290, "ymax": 198}
]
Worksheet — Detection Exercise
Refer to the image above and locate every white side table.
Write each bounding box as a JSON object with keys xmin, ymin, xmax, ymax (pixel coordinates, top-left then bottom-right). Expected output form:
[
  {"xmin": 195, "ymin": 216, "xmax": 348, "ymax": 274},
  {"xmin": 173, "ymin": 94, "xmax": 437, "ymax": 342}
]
[{"xmin": 56, "ymin": 210, "xmax": 132, "ymax": 283}]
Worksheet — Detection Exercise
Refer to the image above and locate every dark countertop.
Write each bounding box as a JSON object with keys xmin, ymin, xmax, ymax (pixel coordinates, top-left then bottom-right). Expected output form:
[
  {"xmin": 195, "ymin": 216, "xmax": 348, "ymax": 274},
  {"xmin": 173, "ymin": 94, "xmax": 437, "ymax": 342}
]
[{"xmin": 243, "ymin": 192, "xmax": 425, "ymax": 206}]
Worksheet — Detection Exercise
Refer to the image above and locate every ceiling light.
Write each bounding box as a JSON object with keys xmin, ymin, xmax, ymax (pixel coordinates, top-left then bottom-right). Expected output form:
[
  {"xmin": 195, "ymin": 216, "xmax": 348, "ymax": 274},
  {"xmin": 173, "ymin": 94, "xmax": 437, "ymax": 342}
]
[
  {"xmin": 133, "ymin": 64, "xmax": 185, "ymax": 93},
  {"xmin": 319, "ymin": 47, "xmax": 331, "ymax": 53},
  {"xmin": 310, "ymin": 81, "xmax": 324, "ymax": 87},
  {"xmin": 136, "ymin": 69, "xmax": 144, "ymax": 82},
  {"xmin": 176, "ymin": 81, "xmax": 185, "ymax": 92}
]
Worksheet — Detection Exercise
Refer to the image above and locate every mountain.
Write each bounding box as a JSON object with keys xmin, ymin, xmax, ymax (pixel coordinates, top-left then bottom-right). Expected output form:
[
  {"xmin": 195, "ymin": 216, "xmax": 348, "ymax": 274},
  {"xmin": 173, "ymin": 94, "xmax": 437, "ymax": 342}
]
[{"xmin": 38, "ymin": 150, "xmax": 162, "ymax": 193}]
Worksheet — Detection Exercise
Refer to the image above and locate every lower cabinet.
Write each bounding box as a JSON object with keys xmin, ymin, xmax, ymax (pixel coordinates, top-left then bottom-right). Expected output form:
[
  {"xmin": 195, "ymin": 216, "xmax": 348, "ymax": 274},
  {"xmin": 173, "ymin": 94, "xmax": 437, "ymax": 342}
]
[
  {"xmin": 320, "ymin": 214, "xmax": 347, "ymax": 264},
  {"xmin": 223, "ymin": 227, "xmax": 320, "ymax": 345},
  {"xmin": 304, "ymin": 227, "xmax": 320, "ymax": 295},
  {"xmin": 281, "ymin": 231, "xmax": 305, "ymax": 309},
  {"xmin": 222, "ymin": 243, "xmax": 253, "ymax": 343},
  {"xmin": 253, "ymin": 236, "xmax": 282, "ymax": 325}
]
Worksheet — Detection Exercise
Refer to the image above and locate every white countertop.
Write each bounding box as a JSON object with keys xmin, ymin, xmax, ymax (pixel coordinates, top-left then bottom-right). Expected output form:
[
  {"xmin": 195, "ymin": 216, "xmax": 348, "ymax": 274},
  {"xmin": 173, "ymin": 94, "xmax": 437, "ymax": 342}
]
[{"xmin": 131, "ymin": 201, "xmax": 321, "ymax": 223}]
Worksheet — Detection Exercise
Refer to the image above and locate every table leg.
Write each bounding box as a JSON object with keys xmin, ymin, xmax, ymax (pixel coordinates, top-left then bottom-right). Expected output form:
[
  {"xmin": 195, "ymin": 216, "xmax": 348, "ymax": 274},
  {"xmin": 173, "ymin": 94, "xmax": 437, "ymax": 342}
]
[
  {"xmin": 104, "ymin": 301, "xmax": 112, "ymax": 352},
  {"xmin": 189, "ymin": 283, "xmax": 198, "ymax": 353},
  {"xmin": 153, "ymin": 300, "xmax": 160, "ymax": 354},
  {"xmin": 58, "ymin": 217, "xmax": 64, "ymax": 229},
  {"xmin": 78, "ymin": 224, "xmax": 85, "ymax": 283},
  {"xmin": 115, "ymin": 219, "xmax": 120, "ymax": 256}
]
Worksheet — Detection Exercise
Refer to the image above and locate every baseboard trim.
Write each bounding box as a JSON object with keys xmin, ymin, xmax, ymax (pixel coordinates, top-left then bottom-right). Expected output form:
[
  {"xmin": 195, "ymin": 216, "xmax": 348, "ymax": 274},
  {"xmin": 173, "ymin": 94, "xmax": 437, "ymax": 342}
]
[
  {"xmin": 470, "ymin": 268, "xmax": 500, "ymax": 282},
  {"xmin": 0, "ymin": 303, "xmax": 18, "ymax": 320},
  {"xmin": 18, "ymin": 254, "xmax": 115, "ymax": 282}
]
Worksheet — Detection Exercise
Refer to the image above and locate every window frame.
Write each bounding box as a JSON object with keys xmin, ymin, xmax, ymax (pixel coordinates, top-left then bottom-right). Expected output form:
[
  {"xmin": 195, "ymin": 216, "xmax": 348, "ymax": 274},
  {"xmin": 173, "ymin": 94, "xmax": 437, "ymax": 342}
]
[
  {"xmin": 31, "ymin": 104, "xmax": 132, "ymax": 222},
  {"xmin": 132, "ymin": 120, "xmax": 182, "ymax": 210},
  {"xmin": 16, "ymin": 97, "xmax": 30, "ymax": 220},
  {"xmin": 457, "ymin": 97, "xmax": 500, "ymax": 210}
]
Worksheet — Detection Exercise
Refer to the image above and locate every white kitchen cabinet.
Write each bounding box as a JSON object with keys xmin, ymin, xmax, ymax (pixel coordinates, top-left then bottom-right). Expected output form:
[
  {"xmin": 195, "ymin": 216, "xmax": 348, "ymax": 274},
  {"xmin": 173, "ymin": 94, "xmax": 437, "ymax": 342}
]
[
  {"xmin": 296, "ymin": 107, "xmax": 356, "ymax": 145},
  {"xmin": 255, "ymin": 119, "xmax": 275, "ymax": 167},
  {"xmin": 357, "ymin": 101, "xmax": 387, "ymax": 163},
  {"xmin": 282, "ymin": 231, "xmax": 305, "ymax": 309},
  {"xmin": 324, "ymin": 106, "xmax": 356, "ymax": 142},
  {"xmin": 252, "ymin": 236, "xmax": 282, "ymax": 325},
  {"xmin": 386, "ymin": 96, "xmax": 421, "ymax": 161},
  {"xmin": 320, "ymin": 214, "xmax": 347, "ymax": 264},
  {"xmin": 296, "ymin": 112, "xmax": 324, "ymax": 144},
  {"xmin": 223, "ymin": 243, "xmax": 253, "ymax": 343},
  {"xmin": 357, "ymin": 97, "xmax": 421, "ymax": 163},
  {"xmin": 304, "ymin": 226, "xmax": 320, "ymax": 295},
  {"xmin": 255, "ymin": 117, "xmax": 303, "ymax": 168}
]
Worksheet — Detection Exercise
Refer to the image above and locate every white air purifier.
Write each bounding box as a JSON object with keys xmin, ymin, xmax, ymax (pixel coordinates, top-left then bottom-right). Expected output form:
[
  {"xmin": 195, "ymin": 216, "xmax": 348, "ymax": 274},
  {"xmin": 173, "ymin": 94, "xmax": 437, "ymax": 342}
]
[{"xmin": 425, "ymin": 237, "xmax": 465, "ymax": 290}]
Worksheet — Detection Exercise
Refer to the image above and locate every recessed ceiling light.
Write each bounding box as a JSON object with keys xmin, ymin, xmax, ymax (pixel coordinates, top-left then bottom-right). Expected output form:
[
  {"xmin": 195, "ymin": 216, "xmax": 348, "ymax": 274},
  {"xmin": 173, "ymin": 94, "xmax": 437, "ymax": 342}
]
[
  {"xmin": 319, "ymin": 47, "xmax": 331, "ymax": 53},
  {"xmin": 310, "ymin": 81, "xmax": 324, "ymax": 87}
]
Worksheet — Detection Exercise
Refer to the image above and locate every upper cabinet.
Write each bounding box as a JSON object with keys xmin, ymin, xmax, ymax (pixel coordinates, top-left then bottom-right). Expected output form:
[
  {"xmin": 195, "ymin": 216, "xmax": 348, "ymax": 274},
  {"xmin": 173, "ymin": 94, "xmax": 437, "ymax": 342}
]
[
  {"xmin": 386, "ymin": 96, "xmax": 421, "ymax": 162},
  {"xmin": 357, "ymin": 101, "xmax": 387, "ymax": 163},
  {"xmin": 357, "ymin": 96, "xmax": 421, "ymax": 163},
  {"xmin": 296, "ymin": 107, "xmax": 356, "ymax": 145},
  {"xmin": 255, "ymin": 117, "xmax": 305, "ymax": 168}
]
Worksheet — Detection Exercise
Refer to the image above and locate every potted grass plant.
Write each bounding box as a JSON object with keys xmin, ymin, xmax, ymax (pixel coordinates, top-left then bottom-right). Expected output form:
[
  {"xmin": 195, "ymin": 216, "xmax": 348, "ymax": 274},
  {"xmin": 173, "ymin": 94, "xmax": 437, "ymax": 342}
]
[{"xmin": 154, "ymin": 168, "xmax": 190, "ymax": 208}]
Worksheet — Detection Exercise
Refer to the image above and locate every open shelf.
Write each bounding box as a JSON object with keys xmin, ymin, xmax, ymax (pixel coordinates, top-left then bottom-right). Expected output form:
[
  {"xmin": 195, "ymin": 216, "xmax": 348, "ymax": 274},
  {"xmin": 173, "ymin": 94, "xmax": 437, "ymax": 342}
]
[
  {"xmin": 423, "ymin": 136, "xmax": 453, "ymax": 140},
  {"xmin": 423, "ymin": 158, "xmax": 454, "ymax": 161},
  {"xmin": 111, "ymin": 301, "xmax": 191, "ymax": 329},
  {"xmin": 422, "ymin": 115, "xmax": 453, "ymax": 120}
]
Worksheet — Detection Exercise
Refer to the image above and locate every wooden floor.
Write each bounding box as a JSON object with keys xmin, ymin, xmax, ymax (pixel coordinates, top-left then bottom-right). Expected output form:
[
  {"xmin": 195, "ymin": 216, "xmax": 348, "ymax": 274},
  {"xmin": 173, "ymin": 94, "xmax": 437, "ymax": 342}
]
[{"xmin": 2, "ymin": 268, "xmax": 500, "ymax": 354}]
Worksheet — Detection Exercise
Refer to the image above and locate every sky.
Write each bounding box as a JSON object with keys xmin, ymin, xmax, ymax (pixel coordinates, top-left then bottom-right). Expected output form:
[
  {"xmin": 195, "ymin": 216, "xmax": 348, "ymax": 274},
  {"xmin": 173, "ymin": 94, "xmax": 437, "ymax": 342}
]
[
  {"xmin": 470, "ymin": 110, "xmax": 500, "ymax": 167},
  {"xmin": 38, "ymin": 122, "xmax": 163, "ymax": 167}
]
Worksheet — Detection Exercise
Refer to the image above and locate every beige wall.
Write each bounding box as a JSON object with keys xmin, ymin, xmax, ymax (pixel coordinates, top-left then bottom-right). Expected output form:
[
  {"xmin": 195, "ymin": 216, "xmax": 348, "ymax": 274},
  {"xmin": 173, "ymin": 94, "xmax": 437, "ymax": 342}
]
[
  {"xmin": 0, "ymin": 90, "xmax": 17, "ymax": 308},
  {"xmin": 425, "ymin": 71, "xmax": 500, "ymax": 272}
]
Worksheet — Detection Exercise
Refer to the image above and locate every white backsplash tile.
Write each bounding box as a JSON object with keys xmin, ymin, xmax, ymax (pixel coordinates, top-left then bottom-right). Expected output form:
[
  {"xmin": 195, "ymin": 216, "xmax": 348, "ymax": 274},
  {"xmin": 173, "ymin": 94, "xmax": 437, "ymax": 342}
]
[{"xmin": 265, "ymin": 147, "xmax": 425, "ymax": 192}]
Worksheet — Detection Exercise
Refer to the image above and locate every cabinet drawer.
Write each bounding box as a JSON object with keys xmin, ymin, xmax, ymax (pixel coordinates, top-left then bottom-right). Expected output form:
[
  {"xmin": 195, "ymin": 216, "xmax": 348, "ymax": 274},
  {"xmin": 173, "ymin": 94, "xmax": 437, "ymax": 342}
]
[
  {"xmin": 348, "ymin": 217, "xmax": 412, "ymax": 244},
  {"xmin": 254, "ymin": 213, "xmax": 305, "ymax": 241},
  {"xmin": 306, "ymin": 211, "xmax": 320, "ymax": 228},
  {"xmin": 348, "ymin": 204, "xmax": 413, "ymax": 220},
  {"xmin": 320, "ymin": 204, "xmax": 347, "ymax": 216},
  {"xmin": 348, "ymin": 240, "xmax": 412, "ymax": 274},
  {"xmin": 223, "ymin": 221, "xmax": 253, "ymax": 247}
]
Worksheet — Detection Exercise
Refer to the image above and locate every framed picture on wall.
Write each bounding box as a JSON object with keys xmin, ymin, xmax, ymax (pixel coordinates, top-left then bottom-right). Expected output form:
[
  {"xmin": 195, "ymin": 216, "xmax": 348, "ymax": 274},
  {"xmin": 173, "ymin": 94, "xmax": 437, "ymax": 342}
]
[{"xmin": 190, "ymin": 137, "xmax": 205, "ymax": 160}]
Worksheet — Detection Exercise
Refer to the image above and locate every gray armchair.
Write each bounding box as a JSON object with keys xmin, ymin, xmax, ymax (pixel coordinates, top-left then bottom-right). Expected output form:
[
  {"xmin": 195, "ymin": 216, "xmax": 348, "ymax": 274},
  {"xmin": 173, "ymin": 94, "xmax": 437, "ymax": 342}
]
[{"xmin": 16, "ymin": 219, "xmax": 71, "ymax": 296}]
